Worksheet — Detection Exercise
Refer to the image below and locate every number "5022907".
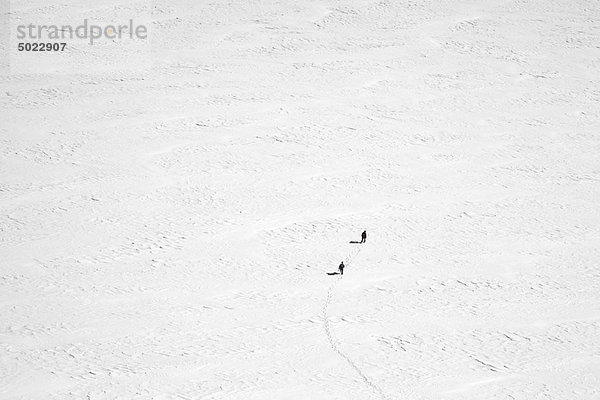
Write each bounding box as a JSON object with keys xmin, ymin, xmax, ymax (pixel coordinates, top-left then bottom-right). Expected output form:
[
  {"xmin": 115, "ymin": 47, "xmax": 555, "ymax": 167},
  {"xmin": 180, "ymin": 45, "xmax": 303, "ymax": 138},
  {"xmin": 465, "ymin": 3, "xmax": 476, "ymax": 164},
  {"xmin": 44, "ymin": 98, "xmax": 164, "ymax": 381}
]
[{"xmin": 18, "ymin": 42, "xmax": 67, "ymax": 51}]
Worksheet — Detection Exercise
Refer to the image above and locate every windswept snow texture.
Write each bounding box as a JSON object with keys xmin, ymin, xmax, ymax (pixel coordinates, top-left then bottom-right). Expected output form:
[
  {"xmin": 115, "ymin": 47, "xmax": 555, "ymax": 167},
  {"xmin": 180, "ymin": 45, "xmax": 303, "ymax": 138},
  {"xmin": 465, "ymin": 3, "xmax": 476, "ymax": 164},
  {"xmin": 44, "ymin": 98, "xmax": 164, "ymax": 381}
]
[{"xmin": 2, "ymin": 0, "xmax": 600, "ymax": 399}]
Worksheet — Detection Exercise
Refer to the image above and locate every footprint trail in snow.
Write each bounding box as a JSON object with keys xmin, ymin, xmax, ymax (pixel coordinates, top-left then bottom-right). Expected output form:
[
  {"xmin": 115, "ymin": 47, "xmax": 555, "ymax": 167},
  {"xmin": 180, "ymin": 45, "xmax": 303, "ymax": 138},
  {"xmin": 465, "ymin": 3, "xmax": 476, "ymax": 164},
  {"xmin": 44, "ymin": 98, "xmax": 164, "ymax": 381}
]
[{"xmin": 322, "ymin": 245, "xmax": 391, "ymax": 400}]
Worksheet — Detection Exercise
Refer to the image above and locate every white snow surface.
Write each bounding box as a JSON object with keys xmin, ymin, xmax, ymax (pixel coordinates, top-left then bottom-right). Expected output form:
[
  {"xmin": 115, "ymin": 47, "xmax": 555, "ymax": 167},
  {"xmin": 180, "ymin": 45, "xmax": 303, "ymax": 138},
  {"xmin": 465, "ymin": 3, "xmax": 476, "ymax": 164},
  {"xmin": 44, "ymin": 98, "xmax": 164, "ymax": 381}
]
[{"xmin": 2, "ymin": 0, "xmax": 600, "ymax": 399}]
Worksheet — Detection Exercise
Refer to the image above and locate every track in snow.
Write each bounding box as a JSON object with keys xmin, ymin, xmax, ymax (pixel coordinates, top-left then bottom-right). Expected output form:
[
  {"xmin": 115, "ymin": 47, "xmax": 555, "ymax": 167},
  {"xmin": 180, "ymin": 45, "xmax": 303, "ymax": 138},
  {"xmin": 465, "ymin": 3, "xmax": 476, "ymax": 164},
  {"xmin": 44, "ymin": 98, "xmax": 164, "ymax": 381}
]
[{"xmin": 322, "ymin": 245, "xmax": 391, "ymax": 400}]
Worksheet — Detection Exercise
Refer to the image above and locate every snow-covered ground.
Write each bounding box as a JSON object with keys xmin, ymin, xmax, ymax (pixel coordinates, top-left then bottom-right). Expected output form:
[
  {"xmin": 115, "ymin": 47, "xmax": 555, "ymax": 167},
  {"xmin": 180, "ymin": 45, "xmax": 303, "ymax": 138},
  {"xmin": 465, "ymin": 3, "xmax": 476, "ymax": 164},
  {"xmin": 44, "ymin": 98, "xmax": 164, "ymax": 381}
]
[{"xmin": 2, "ymin": 0, "xmax": 600, "ymax": 399}]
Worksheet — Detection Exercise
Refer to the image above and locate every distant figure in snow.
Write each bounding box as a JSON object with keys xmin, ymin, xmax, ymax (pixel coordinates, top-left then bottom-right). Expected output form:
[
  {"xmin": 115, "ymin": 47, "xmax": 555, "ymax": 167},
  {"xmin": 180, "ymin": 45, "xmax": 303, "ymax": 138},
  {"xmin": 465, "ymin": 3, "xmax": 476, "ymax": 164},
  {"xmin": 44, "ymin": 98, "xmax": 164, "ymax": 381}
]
[
  {"xmin": 338, "ymin": 261, "xmax": 345, "ymax": 275},
  {"xmin": 360, "ymin": 230, "xmax": 367, "ymax": 244}
]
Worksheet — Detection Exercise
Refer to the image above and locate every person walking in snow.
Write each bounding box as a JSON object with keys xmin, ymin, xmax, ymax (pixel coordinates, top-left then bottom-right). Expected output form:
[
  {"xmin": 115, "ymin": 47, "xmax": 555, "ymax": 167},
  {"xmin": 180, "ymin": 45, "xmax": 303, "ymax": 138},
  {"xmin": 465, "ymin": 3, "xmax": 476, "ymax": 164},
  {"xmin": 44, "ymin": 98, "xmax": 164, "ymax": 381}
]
[
  {"xmin": 360, "ymin": 230, "xmax": 367, "ymax": 244},
  {"xmin": 338, "ymin": 261, "xmax": 345, "ymax": 275}
]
